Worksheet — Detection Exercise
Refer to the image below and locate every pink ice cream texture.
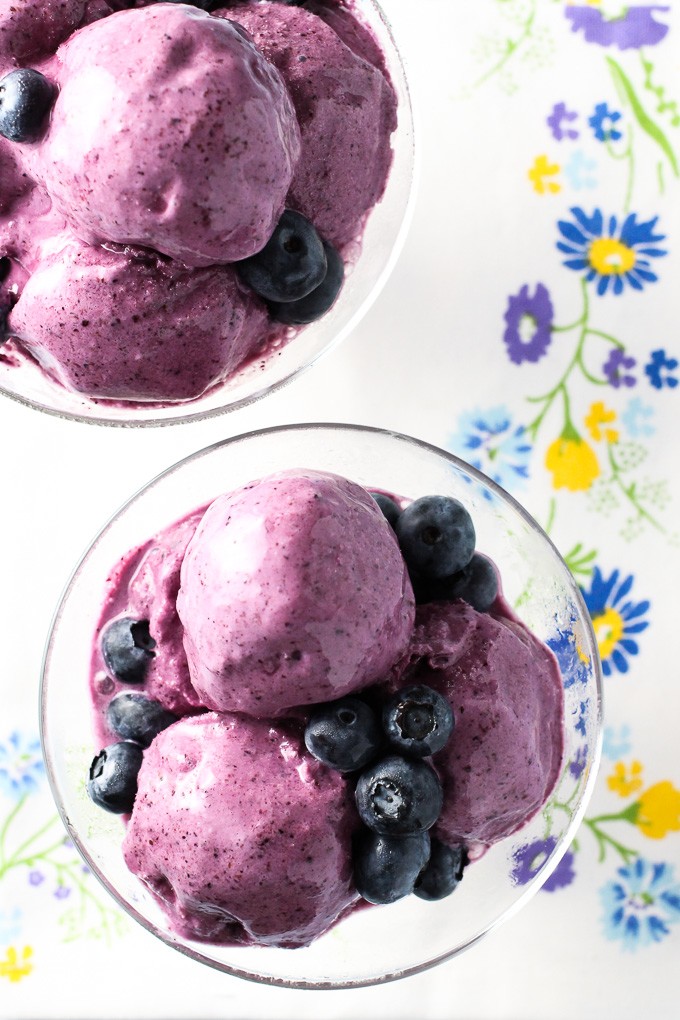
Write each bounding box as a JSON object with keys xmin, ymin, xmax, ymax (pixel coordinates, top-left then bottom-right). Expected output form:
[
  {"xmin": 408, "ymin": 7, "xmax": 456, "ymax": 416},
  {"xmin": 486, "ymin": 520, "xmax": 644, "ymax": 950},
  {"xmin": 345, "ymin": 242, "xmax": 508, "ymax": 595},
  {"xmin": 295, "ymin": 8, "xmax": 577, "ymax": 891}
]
[{"xmin": 176, "ymin": 469, "xmax": 415, "ymax": 717}]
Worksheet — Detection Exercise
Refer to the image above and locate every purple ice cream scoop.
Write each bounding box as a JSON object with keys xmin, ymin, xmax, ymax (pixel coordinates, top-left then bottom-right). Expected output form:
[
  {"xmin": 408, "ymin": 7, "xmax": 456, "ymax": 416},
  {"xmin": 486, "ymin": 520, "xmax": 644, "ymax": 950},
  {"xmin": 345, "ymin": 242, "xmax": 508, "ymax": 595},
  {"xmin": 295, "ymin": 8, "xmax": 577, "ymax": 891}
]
[
  {"xmin": 401, "ymin": 600, "xmax": 564, "ymax": 852},
  {"xmin": 227, "ymin": 1, "xmax": 398, "ymax": 250},
  {"xmin": 177, "ymin": 469, "xmax": 415, "ymax": 717},
  {"xmin": 33, "ymin": 5, "xmax": 301, "ymax": 266},
  {"xmin": 122, "ymin": 711, "xmax": 359, "ymax": 948},
  {"xmin": 8, "ymin": 237, "xmax": 271, "ymax": 401}
]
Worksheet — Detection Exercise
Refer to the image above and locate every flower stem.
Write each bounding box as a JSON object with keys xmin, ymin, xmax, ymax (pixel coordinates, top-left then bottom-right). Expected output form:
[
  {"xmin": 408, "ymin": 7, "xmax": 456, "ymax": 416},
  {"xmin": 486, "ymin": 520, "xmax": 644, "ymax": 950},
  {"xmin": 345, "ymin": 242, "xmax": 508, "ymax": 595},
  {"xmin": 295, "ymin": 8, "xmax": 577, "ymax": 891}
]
[
  {"xmin": 583, "ymin": 818, "xmax": 638, "ymax": 864},
  {"xmin": 471, "ymin": 0, "xmax": 536, "ymax": 89},
  {"xmin": 0, "ymin": 795, "xmax": 27, "ymax": 870},
  {"xmin": 606, "ymin": 443, "xmax": 667, "ymax": 535},
  {"xmin": 0, "ymin": 815, "xmax": 63, "ymax": 877}
]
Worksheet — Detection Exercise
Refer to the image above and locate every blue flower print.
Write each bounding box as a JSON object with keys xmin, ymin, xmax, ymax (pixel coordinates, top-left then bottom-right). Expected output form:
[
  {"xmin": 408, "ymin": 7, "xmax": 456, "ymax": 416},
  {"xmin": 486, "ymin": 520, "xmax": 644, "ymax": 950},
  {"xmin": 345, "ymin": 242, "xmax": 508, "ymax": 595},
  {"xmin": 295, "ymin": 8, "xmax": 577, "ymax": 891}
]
[
  {"xmin": 546, "ymin": 628, "xmax": 589, "ymax": 689},
  {"xmin": 580, "ymin": 567, "xmax": 650, "ymax": 677},
  {"xmin": 644, "ymin": 348, "xmax": 678, "ymax": 390},
  {"xmin": 621, "ymin": 397, "xmax": 655, "ymax": 438},
  {"xmin": 569, "ymin": 745, "xmax": 588, "ymax": 780},
  {"xmin": 564, "ymin": 150, "xmax": 597, "ymax": 190},
  {"xmin": 557, "ymin": 208, "xmax": 667, "ymax": 296},
  {"xmin": 601, "ymin": 858, "xmax": 680, "ymax": 949},
  {"xmin": 0, "ymin": 907, "xmax": 22, "ymax": 943},
  {"xmin": 547, "ymin": 101, "xmax": 578, "ymax": 141},
  {"xmin": 602, "ymin": 724, "xmax": 633, "ymax": 760},
  {"xmin": 447, "ymin": 407, "xmax": 532, "ymax": 494},
  {"xmin": 589, "ymin": 102, "xmax": 623, "ymax": 143},
  {"xmin": 0, "ymin": 732, "xmax": 44, "ymax": 802}
]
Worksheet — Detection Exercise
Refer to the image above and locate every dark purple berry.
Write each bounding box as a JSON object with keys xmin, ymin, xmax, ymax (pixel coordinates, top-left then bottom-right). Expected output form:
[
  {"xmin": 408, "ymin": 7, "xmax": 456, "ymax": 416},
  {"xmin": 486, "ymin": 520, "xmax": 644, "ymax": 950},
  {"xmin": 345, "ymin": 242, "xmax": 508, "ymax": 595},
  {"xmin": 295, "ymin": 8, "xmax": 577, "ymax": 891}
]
[
  {"xmin": 383, "ymin": 685, "xmax": 453, "ymax": 757},
  {"xmin": 414, "ymin": 840, "xmax": 468, "ymax": 901},
  {"xmin": 370, "ymin": 492, "xmax": 401, "ymax": 528},
  {"xmin": 87, "ymin": 742, "xmax": 144, "ymax": 814},
  {"xmin": 268, "ymin": 239, "xmax": 344, "ymax": 325},
  {"xmin": 355, "ymin": 755, "xmax": 443, "ymax": 835},
  {"xmin": 0, "ymin": 69, "xmax": 54, "ymax": 143},
  {"xmin": 354, "ymin": 830, "xmax": 431, "ymax": 904},
  {"xmin": 236, "ymin": 210, "xmax": 327, "ymax": 303},
  {"xmin": 305, "ymin": 697, "xmax": 383, "ymax": 773},
  {"xmin": 395, "ymin": 495, "xmax": 475, "ymax": 581},
  {"xmin": 101, "ymin": 617, "xmax": 156, "ymax": 685},
  {"xmin": 106, "ymin": 692, "xmax": 177, "ymax": 748}
]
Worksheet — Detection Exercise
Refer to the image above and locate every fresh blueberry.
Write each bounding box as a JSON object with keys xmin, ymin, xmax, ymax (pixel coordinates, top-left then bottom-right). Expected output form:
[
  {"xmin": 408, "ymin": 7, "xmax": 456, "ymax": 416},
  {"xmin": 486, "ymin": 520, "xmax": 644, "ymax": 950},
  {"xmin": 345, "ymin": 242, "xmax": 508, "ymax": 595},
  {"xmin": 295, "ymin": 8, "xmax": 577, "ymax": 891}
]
[
  {"xmin": 355, "ymin": 755, "xmax": 443, "ymax": 835},
  {"xmin": 106, "ymin": 692, "xmax": 177, "ymax": 749},
  {"xmin": 413, "ymin": 552, "xmax": 498, "ymax": 612},
  {"xmin": 353, "ymin": 830, "xmax": 431, "ymax": 905},
  {"xmin": 305, "ymin": 697, "xmax": 383, "ymax": 773},
  {"xmin": 383, "ymin": 685, "xmax": 453, "ymax": 758},
  {"xmin": 413, "ymin": 840, "xmax": 468, "ymax": 901},
  {"xmin": 87, "ymin": 742, "xmax": 144, "ymax": 814},
  {"xmin": 101, "ymin": 617, "xmax": 156, "ymax": 685},
  {"xmin": 395, "ymin": 495, "xmax": 475, "ymax": 581},
  {"xmin": 268, "ymin": 240, "xmax": 344, "ymax": 325},
  {"xmin": 236, "ymin": 210, "xmax": 327, "ymax": 303},
  {"xmin": 0, "ymin": 69, "xmax": 54, "ymax": 143},
  {"xmin": 370, "ymin": 492, "xmax": 401, "ymax": 528}
]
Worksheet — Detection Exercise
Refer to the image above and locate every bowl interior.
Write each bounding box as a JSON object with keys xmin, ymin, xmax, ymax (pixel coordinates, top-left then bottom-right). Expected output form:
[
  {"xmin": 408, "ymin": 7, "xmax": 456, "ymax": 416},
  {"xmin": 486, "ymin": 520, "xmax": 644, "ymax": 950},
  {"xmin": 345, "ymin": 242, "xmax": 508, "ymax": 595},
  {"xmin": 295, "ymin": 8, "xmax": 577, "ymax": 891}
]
[
  {"xmin": 0, "ymin": 0, "xmax": 415, "ymax": 426},
  {"xmin": 41, "ymin": 424, "xmax": 602, "ymax": 988}
]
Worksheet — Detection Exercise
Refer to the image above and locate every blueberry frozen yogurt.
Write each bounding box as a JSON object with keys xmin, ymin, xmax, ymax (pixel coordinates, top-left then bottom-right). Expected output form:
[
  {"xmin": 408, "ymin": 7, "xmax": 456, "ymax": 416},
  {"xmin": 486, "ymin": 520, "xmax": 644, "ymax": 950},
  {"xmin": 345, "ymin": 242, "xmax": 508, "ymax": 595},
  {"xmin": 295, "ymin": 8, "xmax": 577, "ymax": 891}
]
[
  {"xmin": 86, "ymin": 469, "xmax": 565, "ymax": 948},
  {"xmin": 0, "ymin": 1, "xmax": 398, "ymax": 403}
]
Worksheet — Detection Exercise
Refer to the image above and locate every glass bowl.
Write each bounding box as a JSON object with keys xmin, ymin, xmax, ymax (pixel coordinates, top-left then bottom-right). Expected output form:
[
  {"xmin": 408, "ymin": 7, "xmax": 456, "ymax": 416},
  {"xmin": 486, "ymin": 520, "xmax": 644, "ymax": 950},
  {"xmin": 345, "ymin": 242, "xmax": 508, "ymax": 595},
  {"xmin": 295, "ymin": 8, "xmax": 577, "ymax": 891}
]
[
  {"xmin": 0, "ymin": 0, "xmax": 415, "ymax": 427},
  {"xmin": 41, "ymin": 424, "xmax": 602, "ymax": 987}
]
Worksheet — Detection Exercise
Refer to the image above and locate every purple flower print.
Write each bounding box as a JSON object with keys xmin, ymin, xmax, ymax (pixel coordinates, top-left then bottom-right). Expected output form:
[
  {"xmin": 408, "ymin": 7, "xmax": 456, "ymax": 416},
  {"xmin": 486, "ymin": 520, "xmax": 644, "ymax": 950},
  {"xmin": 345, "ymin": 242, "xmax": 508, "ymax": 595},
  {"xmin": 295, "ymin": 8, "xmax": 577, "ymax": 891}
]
[
  {"xmin": 28, "ymin": 870, "xmax": 44, "ymax": 887},
  {"xmin": 512, "ymin": 838, "xmax": 576, "ymax": 892},
  {"xmin": 569, "ymin": 745, "xmax": 589, "ymax": 780},
  {"xmin": 547, "ymin": 102, "xmax": 579, "ymax": 141},
  {"xmin": 503, "ymin": 284, "xmax": 554, "ymax": 365},
  {"xmin": 565, "ymin": 6, "xmax": 670, "ymax": 50},
  {"xmin": 543, "ymin": 849, "xmax": 577, "ymax": 893},
  {"xmin": 589, "ymin": 102, "xmax": 623, "ymax": 143},
  {"xmin": 603, "ymin": 349, "xmax": 636, "ymax": 388},
  {"xmin": 54, "ymin": 885, "xmax": 71, "ymax": 900},
  {"xmin": 644, "ymin": 348, "xmax": 678, "ymax": 389}
]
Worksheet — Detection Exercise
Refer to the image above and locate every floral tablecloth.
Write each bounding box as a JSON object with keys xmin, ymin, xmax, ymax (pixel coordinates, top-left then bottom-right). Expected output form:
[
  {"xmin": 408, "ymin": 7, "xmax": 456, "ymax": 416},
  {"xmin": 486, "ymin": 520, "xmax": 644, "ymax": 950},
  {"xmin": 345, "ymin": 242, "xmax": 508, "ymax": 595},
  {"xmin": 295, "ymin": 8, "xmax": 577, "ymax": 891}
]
[{"xmin": 1, "ymin": 2, "xmax": 679, "ymax": 1017}]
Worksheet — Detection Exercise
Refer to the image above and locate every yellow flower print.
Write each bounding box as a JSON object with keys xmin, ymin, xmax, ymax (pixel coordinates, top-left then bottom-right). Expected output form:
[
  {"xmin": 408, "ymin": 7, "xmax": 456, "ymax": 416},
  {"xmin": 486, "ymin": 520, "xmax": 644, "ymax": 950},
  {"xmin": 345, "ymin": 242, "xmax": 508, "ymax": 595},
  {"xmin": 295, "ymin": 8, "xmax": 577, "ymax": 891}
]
[
  {"xmin": 585, "ymin": 400, "xmax": 619, "ymax": 444},
  {"xmin": 0, "ymin": 946, "xmax": 33, "ymax": 983},
  {"xmin": 589, "ymin": 237, "xmax": 636, "ymax": 278},
  {"xmin": 528, "ymin": 155, "xmax": 561, "ymax": 195},
  {"xmin": 607, "ymin": 760, "xmax": 644, "ymax": 797},
  {"xmin": 545, "ymin": 426, "xmax": 600, "ymax": 491},
  {"xmin": 635, "ymin": 781, "xmax": 680, "ymax": 839}
]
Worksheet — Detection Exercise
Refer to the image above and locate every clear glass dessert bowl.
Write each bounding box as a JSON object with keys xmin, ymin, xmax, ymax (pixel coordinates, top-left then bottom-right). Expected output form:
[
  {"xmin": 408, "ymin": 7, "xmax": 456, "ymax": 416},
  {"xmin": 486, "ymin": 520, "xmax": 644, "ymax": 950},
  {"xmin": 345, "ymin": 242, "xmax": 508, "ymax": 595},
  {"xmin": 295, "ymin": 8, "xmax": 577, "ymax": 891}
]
[
  {"xmin": 41, "ymin": 424, "xmax": 603, "ymax": 987},
  {"xmin": 0, "ymin": 0, "xmax": 415, "ymax": 427}
]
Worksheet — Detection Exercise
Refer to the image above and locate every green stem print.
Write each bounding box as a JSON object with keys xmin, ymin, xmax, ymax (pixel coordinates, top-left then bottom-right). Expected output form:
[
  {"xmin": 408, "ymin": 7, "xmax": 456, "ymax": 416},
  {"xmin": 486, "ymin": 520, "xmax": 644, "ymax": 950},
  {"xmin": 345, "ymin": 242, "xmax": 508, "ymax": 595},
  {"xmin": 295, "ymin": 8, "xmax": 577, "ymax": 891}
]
[
  {"xmin": 607, "ymin": 55, "xmax": 679, "ymax": 182},
  {"xmin": 525, "ymin": 279, "xmax": 620, "ymax": 442},
  {"xmin": 605, "ymin": 123, "xmax": 635, "ymax": 214},
  {"xmin": 472, "ymin": 0, "xmax": 537, "ymax": 90},
  {"xmin": 0, "ymin": 796, "xmax": 127, "ymax": 945}
]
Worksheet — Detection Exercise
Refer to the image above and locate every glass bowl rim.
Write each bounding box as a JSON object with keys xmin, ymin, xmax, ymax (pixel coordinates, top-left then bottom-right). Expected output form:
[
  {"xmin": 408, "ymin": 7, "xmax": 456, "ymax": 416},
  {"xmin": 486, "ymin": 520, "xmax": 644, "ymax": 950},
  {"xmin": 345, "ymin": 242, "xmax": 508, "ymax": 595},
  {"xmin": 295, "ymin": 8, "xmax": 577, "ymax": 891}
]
[{"xmin": 40, "ymin": 422, "xmax": 604, "ymax": 988}]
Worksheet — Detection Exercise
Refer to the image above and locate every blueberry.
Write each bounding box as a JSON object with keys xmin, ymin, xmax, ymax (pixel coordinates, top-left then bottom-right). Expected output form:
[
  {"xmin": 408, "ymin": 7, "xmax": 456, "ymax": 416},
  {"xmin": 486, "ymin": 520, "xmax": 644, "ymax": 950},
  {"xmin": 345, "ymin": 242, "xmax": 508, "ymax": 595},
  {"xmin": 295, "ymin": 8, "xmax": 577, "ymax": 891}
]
[
  {"xmin": 413, "ymin": 840, "xmax": 468, "ymax": 901},
  {"xmin": 87, "ymin": 742, "xmax": 144, "ymax": 814},
  {"xmin": 106, "ymin": 692, "xmax": 177, "ymax": 749},
  {"xmin": 414, "ymin": 552, "xmax": 499, "ymax": 612},
  {"xmin": 370, "ymin": 492, "xmax": 401, "ymax": 528},
  {"xmin": 0, "ymin": 69, "xmax": 54, "ymax": 143},
  {"xmin": 268, "ymin": 240, "xmax": 344, "ymax": 325},
  {"xmin": 353, "ymin": 830, "xmax": 431, "ymax": 905},
  {"xmin": 383, "ymin": 685, "xmax": 453, "ymax": 758},
  {"xmin": 395, "ymin": 495, "xmax": 475, "ymax": 581},
  {"xmin": 305, "ymin": 697, "xmax": 383, "ymax": 773},
  {"xmin": 236, "ymin": 210, "xmax": 327, "ymax": 303},
  {"xmin": 101, "ymin": 617, "xmax": 156, "ymax": 685},
  {"xmin": 355, "ymin": 755, "xmax": 443, "ymax": 835}
]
